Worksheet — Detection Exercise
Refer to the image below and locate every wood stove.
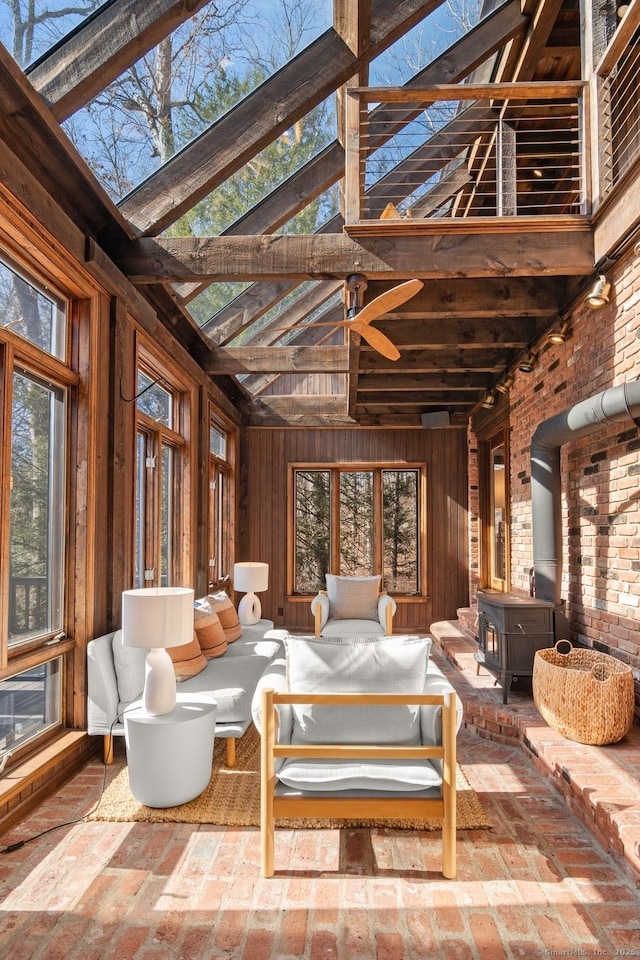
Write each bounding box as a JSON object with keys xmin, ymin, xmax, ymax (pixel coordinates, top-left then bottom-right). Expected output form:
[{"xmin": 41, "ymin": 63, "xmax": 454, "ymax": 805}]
[{"xmin": 475, "ymin": 590, "xmax": 555, "ymax": 703}]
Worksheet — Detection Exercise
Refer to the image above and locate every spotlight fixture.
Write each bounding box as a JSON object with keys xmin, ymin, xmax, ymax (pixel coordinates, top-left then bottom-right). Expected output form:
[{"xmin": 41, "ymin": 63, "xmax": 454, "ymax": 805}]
[
  {"xmin": 494, "ymin": 374, "xmax": 514, "ymax": 395},
  {"xmin": 518, "ymin": 351, "xmax": 537, "ymax": 374},
  {"xmin": 585, "ymin": 275, "xmax": 611, "ymax": 310},
  {"xmin": 480, "ymin": 391, "xmax": 495, "ymax": 409},
  {"xmin": 546, "ymin": 322, "xmax": 569, "ymax": 345},
  {"xmin": 617, "ymin": 3, "xmax": 629, "ymax": 16}
]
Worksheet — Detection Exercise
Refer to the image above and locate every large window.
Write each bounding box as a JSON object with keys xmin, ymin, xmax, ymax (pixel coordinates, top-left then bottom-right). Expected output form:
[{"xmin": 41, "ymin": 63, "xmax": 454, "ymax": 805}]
[
  {"xmin": 479, "ymin": 428, "xmax": 510, "ymax": 592},
  {"xmin": 0, "ymin": 253, "xmax": 71, "ymax": 759},
  {"xmin": 292, "ymin": 465, "xmax": 424, "ymax": 595},
  {"xmin": 207, "ymin": 415, "xmax": 234, "ymax": 592},
  {"xmin": 134, "ymin": 360, "xmax": 187, "ymax": 588}
]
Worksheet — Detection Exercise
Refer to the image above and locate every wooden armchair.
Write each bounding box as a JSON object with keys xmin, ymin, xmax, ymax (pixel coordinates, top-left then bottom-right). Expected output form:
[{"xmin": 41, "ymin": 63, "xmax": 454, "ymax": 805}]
[
  {"xmin": 310, "ymin": 574, "xmax": 396, "ymax": 637},
  {"xmin": 257, "ymin": 634, "xmax": 459, "ymax": 879}
]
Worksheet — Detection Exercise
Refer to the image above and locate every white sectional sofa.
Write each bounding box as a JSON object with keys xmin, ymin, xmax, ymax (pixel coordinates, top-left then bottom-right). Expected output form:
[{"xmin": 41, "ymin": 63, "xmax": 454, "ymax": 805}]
[{"xmin": 87, "ymin": 620, "xmax": 285, "ymax": 767}]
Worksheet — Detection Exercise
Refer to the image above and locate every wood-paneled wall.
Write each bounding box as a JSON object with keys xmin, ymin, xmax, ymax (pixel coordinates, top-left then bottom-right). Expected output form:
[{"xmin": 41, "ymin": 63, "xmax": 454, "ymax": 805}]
[{"xmin": 241, "ymin": 426, "xmax": 469, "ymax": 633}]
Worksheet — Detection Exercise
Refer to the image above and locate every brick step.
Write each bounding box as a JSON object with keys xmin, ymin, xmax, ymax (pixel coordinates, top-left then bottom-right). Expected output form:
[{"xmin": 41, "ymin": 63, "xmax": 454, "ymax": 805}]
[{"xmin": 430, "ymin": 618, "xmax": 640, "ymax": 886}]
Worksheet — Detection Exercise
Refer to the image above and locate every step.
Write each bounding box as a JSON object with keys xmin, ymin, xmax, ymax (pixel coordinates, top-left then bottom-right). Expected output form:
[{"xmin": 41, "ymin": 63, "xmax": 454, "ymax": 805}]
[{"xmin": 430, "ymin": 619, "xmax": 640, "ymax": 887}]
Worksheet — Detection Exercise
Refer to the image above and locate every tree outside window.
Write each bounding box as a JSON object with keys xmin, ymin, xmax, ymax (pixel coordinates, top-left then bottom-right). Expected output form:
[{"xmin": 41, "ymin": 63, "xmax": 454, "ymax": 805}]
[{"xmin": 292, "ymin": 465, "xmax": 423, "ymax": 595}]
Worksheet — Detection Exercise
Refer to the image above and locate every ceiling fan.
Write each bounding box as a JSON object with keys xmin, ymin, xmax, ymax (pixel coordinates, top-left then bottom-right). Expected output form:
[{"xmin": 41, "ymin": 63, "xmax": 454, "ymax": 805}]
[{"xmin": 277, "ymin": 274, "xmax": 424, "ymax": 361}]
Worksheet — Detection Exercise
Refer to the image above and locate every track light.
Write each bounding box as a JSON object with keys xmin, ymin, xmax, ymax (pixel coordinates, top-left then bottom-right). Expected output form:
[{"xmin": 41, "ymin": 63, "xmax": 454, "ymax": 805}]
[
  {"xmin": 494, "ymin": 374, "xmax": 514, "ymax": 395},
  {"xmin": 546, "ymin": 322, "xmax": 569, "ymax": 345},
  {"xmin": 518, "ymin": 351, "xmax": 537, "ymax": 374},
  {"xmin": 585, "ymin": 275, "xmax": 611, "ymax": 310},
  {"xmin": 480, "ymin": 391, "xmax": 495, "ymax": 409}
]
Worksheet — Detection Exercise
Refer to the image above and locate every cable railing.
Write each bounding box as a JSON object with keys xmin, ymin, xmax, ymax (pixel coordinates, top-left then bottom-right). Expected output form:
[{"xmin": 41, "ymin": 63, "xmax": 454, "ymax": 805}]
[
  {"xmin": 597, "ymin": 24, "xmax": 640, "ymax": 198},
  {"xmin": 344, "ymin": 83, "xmax": 587, "ymax": 229}
]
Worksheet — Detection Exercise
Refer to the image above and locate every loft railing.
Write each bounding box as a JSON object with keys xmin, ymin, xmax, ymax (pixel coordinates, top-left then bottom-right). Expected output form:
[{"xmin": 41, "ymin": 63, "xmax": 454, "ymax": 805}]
[
  {"xmin": 344, "ymin": 82, "xmax": 587, "ymax": 230},
  {"xmin": 596, "ymin": 20, "xmax": 640, "ymax": 200}
]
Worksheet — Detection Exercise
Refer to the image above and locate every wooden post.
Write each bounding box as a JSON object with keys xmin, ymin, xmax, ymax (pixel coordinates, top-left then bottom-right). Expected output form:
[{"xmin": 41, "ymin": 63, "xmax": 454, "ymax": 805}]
[{"xmin": 260, "ymin": 688, "xmax": 275, "ymax": 877}]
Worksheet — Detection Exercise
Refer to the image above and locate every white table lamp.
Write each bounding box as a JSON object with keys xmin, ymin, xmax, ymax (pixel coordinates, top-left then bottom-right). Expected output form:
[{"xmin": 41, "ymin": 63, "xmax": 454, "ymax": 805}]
[
  {"xmin": 122, "ymin": 586, "xmax": 194, "ymax": 716},
  {"xmin": 234, "ymin": 562, "xmax": 269, "ymax": 625}
]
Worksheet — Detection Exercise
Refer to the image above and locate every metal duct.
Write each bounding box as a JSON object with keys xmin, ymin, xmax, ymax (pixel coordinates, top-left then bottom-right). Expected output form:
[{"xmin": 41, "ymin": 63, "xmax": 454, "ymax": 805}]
[{"xmin": 531, "ymin": 380, "xmax": 640, "ymax": 604}]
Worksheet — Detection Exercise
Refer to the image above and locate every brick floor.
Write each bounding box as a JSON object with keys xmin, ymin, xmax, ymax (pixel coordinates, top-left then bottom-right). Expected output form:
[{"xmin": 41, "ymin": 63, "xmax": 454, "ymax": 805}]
[{"xmin": 1, "ymin": 665, "xmax": 639, "ymax": 959}]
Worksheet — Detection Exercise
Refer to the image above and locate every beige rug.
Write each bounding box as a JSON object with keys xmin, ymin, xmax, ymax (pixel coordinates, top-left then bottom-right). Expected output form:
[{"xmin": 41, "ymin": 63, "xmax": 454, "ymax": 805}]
[{"xmin": 89, "ymin": 725, "xmax": 492, "ymax": 830}]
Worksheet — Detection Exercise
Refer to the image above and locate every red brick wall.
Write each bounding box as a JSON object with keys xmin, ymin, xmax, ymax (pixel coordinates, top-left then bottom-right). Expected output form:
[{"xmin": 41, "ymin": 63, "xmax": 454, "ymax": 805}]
[{"xmin": 470, "ymin": 250, "xmax": 640, "ymax": 719}]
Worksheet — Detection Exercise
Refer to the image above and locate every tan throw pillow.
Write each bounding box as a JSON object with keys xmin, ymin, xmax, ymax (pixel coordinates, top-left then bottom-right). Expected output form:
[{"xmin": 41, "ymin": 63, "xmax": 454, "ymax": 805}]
[
  {"xmin": 329, "ymin": 575, "xmax": 380, "ymax": 621},
  {"xmin": 194, "ymin": 601, "xmax": 228, "ymax": 658},
  {"xmin": 168, "ymin": 632, "xmax": 207, "ymax": 679},
  {"xmin": 208, "ymin": 592, "xmax": 242, "ymax": 642}
]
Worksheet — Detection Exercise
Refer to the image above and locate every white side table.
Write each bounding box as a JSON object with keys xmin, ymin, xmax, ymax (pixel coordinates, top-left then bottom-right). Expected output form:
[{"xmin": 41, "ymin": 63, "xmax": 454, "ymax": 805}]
[{"xmin": 124, "ymin": 694, "xmax": 217, "ymax": 808}]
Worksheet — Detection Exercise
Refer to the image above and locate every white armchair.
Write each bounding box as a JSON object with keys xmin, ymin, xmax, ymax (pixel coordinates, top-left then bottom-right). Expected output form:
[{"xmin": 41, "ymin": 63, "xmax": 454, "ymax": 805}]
[
  {"xmin": 310, "ymin": 574, "xmax": 396, "ymax": 637},
  {"xmin": 252, "ymin": 634, "xmax": 462, "ymax": 879}
]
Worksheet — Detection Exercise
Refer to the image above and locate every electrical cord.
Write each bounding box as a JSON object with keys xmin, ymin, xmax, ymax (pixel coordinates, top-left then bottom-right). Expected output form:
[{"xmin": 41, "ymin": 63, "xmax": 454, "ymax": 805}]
[{"xmin": 0, "ymin": 712, "xmax": 125, "ymax": 855}]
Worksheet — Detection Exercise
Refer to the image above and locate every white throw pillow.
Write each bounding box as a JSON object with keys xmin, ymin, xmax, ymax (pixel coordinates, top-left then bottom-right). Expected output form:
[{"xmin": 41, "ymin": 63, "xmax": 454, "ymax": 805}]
[
  {"xmin": 325, "ymin": 574, "xmax": 380, "ymax": 620},
  {"xmin": 283, "ymin": 634, "xmax": 432, "ymax": 746}
]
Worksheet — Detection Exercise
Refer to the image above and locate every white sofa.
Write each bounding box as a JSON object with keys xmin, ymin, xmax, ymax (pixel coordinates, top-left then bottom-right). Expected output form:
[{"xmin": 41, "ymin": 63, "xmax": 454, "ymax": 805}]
[{"xmin": 88, "ymin": 620, "xmax": 285, "ymax": 767}]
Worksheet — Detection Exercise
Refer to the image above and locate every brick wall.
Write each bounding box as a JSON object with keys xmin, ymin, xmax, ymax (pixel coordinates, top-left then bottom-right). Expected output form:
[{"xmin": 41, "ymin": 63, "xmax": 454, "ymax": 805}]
[{"xmin": 470, "ymin": 250, "xmax": 640, "ymax": 721}]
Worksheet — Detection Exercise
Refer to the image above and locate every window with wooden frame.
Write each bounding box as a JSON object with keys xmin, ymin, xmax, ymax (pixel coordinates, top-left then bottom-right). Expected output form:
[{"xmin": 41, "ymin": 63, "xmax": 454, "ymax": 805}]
[
  {"xmin": 134, "ymin": 348, "xmax": 190, "ymax": 589},
  {"xmin": 480, "ymin": 428, "xmax": 510, "ymax": 592},
  {"xmin": 289, "ymin": 463, "xmax": 426, "ymax": 596},
  {"xmin": 0, "ymin": 251, "xmax": 74, "ymax": 760},
  {"xmin": 207, "ymin": 411, "xmax": 235, "ymax": 593}
]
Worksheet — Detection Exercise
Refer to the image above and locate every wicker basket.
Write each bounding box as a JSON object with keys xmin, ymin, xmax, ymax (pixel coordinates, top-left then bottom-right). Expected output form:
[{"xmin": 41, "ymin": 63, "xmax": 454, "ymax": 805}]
[{"xmin": 532, "ymin": 640, "xmax": 635, "ymax": 745}]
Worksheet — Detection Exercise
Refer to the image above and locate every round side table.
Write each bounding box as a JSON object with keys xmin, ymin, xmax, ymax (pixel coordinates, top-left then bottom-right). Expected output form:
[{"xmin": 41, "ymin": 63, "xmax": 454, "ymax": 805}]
[{"xmin": 124, "ymin": 694, "xmax": 217, "ymax": 807}]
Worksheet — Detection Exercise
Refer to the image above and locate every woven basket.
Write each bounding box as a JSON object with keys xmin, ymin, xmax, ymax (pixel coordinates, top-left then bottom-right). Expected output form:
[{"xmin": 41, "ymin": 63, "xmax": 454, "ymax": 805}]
[{"xmin": 532, "ymin": 640, "xmax": 635, "ymax": 745}]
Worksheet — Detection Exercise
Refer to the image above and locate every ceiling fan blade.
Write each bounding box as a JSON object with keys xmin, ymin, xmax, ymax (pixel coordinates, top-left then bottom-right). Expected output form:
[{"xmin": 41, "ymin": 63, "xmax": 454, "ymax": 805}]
[
  {"xmin": 350, "ymin": 321, "xmax": 400, "ymax": 361},
  {"xmin": 356, "ymin": 278, "xmax": 424, "ymax": 327}
]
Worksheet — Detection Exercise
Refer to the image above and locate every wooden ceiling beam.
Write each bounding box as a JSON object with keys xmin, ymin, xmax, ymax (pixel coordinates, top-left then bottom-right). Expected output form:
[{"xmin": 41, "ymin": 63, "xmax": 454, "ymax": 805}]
[
  {"xmin": 119, "ymin": 227, "xmax": 594, "ymax": 282},
  {"xmin": 363, "ymin": 276, "xmax": 566, "ymax": 316},
  {"xmin": 119, "ymin": 0, "xmax": 444, "ymax": 235},
  {"xmin": 203, "ymin": 345, "xmax": 349, "ymax": 375},
  {"xmin": 358, "ymin": 348, "xmax": 509, "ymax": 373},
  {"xmin": 370, "ymin": 316, "xmax": 537, "ymax": 347},
  {"xmin": 27, "ymin": 0, "xmax": 210, "ymax": 122}
]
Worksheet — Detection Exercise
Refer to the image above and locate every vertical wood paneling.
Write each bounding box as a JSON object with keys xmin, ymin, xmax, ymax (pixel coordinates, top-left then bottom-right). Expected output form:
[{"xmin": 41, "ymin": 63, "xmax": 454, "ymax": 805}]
[{"xmin": 243, "ymin": 426, "xmax": 469, "ymax": 632}]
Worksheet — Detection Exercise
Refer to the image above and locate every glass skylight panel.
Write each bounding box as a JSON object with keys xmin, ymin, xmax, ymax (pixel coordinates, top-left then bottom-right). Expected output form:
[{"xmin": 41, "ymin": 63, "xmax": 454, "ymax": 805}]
[
  {"xmin": 60, "ymin": 0, "xmax": 332, "ymax": 204},
  {"xmin": 1, "ymin": 0, "xmax": 109, "ymax": 69},
  {"xmin": 368, "ymin": 0, "xmax": 483, "ymax": 86},
  {"xmin": 167, "ymin": 92, "xmax": 337, "ymax": 237}
]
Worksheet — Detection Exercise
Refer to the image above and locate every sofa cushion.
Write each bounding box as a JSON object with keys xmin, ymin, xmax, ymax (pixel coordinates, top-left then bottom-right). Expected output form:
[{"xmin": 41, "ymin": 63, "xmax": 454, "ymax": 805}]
[
  {"xmin": 180, "ymin": 652, "xmax": 276, "ymax": 723},
  {"xmin": 194, "ymin": 599, "xmax": 228, "ymax": 658},
  {"xmin": 208, "ymin": 592, "xmax": 242, "ymax": 642},
  {"xmin": 112, "ymin": 629, "xmax": 146, "ymax": 704},
  {"xmin": 326, "ymin": 574, "xmax": 380, "ymax": 620},
  {"xmin": 278, "ymin": 756, "xmax": 442, "ymax": 793},
  {"xmin": 283, "ymin": 635, "xmax": 431, "ymax": 747},
  {"xmin": 169, "ymin": 632, "xmax": 208, "ymax": 679}
]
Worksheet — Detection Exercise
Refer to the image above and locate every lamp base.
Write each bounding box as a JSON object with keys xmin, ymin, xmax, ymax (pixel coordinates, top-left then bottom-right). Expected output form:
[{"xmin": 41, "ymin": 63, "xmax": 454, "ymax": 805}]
[
  {"xmin": 238, "ymin": 592, "xmax": 261, "ymax": 626},
  {"xmin": 143, "ymin": 648, "xmax": 177, "ymax": 716}
]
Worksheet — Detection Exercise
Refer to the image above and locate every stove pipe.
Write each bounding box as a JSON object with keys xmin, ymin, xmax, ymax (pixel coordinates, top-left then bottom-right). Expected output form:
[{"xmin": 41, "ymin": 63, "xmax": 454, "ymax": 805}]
[{"xmin": 531, "ymin": 380, "xmax": 640, "ymax": 605}]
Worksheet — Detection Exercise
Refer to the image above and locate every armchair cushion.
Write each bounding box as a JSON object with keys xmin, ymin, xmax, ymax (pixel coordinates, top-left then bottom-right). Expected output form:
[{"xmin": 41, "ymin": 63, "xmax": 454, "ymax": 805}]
[
  {"xmin": 277, "ymin": 756, "xmax": 442, "ymax": 793},
  {"xmin": 326, "ymin": 574, "xmax": 380, "ymax": 620},
  {"xmin": 283, "ymin": 634, "xmax": 432, "ymax": 747}
]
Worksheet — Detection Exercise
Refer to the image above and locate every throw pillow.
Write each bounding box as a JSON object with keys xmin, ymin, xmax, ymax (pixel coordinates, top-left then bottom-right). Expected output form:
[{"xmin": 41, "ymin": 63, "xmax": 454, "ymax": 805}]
[
  {"xmin": 326, "ymin": 574, "xmax": 381, "ymax": 620},
  {"xmin": 208, "ymin": 592, "xmax": 242, "ymax": 642},
  {"xmin": 194, "ymin": 598, "xmax": 228, "ymax": 658},
  {"xmin": 283, "ymin": 634, "xmax": 431, "ymax": 746},
  {"xmin": 168, "ymin": 632, "xmax": 207, "ymax": 679}
]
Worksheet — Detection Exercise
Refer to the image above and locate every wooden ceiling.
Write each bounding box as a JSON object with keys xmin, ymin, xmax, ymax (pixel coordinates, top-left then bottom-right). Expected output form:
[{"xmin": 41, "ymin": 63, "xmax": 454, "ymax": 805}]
[{"xmin": 7, "ymin": 0, "xmax": 594, "ymax": 426}]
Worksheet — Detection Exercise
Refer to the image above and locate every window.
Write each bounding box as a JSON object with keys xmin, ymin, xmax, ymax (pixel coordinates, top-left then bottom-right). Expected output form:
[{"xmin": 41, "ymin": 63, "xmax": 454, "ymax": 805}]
[
  {"xmin": 0, "ymin": 252, "xmax": 71, "ymax": 760},
  {"xmin": 207, "ymin": 415, "xmax": 234, "ymax": 592},
  {"xmin": 134, "ymin": 360, "xmax": 187, "ymax": 588},
  {"xmin": 479, "ymin": 429, "xmax": 510, "ymax": 592},
  {"xmin": 292, "ymin": 465, "xmax": 424, "ymax": 595}
]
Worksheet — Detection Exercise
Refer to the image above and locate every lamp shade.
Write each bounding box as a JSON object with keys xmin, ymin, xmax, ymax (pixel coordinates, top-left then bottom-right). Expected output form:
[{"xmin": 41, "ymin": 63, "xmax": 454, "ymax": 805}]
[
  {"xmin": 122, "ymin": 586, "xmax": 194, "ymax": 649},
  {"xmin": 121, "ymin": 587, "xmax": 194, "ymax": 717},
  {"xmin": 233, "ymin": 562, "xmax": 269, "ymax": 594}
]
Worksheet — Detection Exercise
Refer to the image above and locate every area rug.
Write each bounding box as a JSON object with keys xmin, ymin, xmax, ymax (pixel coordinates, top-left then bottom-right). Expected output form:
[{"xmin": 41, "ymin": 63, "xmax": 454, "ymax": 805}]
[{"xmin": 89, "ymin": 725, "xmax": 492, "ymax": 830}]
